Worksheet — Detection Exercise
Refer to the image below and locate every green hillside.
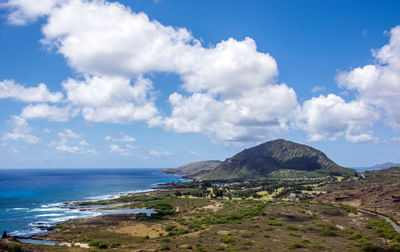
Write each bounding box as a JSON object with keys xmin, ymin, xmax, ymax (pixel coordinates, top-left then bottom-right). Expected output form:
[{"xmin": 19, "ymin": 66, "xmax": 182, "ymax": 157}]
[
  {"xmin": 161, "ymin": 160, "xmax": 222, "ymax": 176},
  {"xmin": 195, "ymin": 139, "xmax": 355, "ymax": 180}
]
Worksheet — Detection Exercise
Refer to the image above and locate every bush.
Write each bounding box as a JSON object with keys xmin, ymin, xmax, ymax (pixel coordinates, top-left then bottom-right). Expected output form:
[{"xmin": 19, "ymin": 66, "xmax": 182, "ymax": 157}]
[
  {"xmin": 135, "ymin": 212, "xmax": 149, "ymax": 220},
  {"xmin": 110, "ymin": 242, "xmax": 121, "ymax": 248},
  {"xmin": 152, "ymin": 203, "xmax": 176, "ymax": 216},
  {"xmin": 161, "ymin": 237, "xmax": 171, "ymax": 243},
  {"xmin": 268, "ymin": 221, "xmax": 284, "ymax": 226},
  {"xmin": 89, "ymin": 240, "xmax": 109, "ymax": 249},
  {"xmin": 241, "ymin": 232, "xmax": 255, "ymax": 238},
  {"xmin": 367, "ymin": 218, "xmax": 399, "ymax": 241},
  {"xmin": 348, "ymin": 232, "xmax": 362, "ymax": 240},
  {"xmin": 159, "ymin": 243, "xmax": 171, "ymax": 251},
  {"xmin": 286, "ymin": 224, "xmax": 299, "ymax": 231},
  {"xmin": 288, "ymin": 232, "xmax": 301, "ymax": 237},
  {"xmin": 221, "ymin": 236, "xmax": 237, "ymax": 244},
  {"xmin": 310, "ymin": 243, "xmax": 326, "ymax": 250},
  {"xmin": 340, "ymin": 204, "xmax": 358, "ymax": 214},
  {"xmin": 288, "ymin": 242, "xmax": 307, "ymax": 249}
]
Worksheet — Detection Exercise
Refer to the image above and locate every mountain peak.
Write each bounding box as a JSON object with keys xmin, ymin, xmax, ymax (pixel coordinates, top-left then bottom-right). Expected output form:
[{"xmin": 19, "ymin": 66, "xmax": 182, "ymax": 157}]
[{"xmin": 195, "ymin": 139, "xmax": 354, "ymax": 180}]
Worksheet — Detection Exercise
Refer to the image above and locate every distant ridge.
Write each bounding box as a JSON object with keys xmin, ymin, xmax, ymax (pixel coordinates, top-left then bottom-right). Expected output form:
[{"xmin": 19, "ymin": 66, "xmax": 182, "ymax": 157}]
[
  {"xmin": 194, "ymin": 139, "xmax": 355, "ymax": 180},
  {"xmin": 161, "ymin": 160, "xmax": 222, "ymax": 176},
  {"xmin": 355, "ymin": 162, "xmax": 400, "ymax": 172}
]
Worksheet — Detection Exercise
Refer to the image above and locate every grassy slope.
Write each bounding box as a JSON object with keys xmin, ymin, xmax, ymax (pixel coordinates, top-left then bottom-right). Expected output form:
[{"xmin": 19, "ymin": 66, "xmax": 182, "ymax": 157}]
[
  {"xmin": 19, "ymin": 193, "xmax": 390, "ymax": 252},
  {"xmin": 319, "ymin": 166, "xmax": 400, "ymax": 222},
  {"xmin": 161, "ymin": 160, "xmax": 222, "ymax": 176},
  {"xmin": 197, "ymin": 139, "xmax": 355, "ymax": 180}
]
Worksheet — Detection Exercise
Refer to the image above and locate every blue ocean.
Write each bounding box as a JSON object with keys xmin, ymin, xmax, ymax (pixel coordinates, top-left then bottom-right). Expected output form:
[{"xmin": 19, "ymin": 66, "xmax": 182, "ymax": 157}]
[{"xmin": 0, "ymin": 168, "xmax": 182, "ymax": 237}]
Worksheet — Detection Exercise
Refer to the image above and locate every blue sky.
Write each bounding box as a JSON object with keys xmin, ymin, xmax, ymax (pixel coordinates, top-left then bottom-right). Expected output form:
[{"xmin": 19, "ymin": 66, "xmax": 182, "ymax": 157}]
[{"xmin": 0, "ymin": 0, "xmax": 400, "ymax": 168}]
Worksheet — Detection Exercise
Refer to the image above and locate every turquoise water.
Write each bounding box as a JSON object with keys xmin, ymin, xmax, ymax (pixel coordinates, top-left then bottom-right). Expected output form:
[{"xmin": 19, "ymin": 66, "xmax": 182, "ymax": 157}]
[{"xmin": 0, "ymin": 168, "xmax": 182, "ymax": 237}]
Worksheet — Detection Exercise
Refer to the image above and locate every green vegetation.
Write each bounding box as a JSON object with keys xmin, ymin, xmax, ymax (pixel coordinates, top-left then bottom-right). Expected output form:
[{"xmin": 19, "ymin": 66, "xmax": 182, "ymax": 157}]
[
  {"xmin": 161, "ymin": 160, "xmax": 221, "ymax": 176},
  {"xmin": 6, "ymin": 166, "xmax": 399, "ymax": 252},
  {"xmin": 196, "ymin": 139, "xmax": 355, "ymax": 180},
  {"xmin": 367, "ymin": 219, "xmax": 400, "ymax": 243},
  {"xmin": 221, "ymin": 236, "xmax": 237, "ymax": 244},
  {"xmin": 340, "ymin": 204, "xmax": 358, "ymax": 214},
  {"xmin": 89, "ymin": 240, "xmax": 109, "ymax": 249}
]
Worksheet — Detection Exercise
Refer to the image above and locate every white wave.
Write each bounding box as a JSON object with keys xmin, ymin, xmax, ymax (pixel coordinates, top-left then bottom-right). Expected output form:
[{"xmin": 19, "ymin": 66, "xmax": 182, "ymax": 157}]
[
  {"xmin": 85, "ymin": 194, "xmax": 114, "ymax": 201},
  {"xmin": 84, "ymin": 189, "xmax": 154, "ymax": 202},
  {"xmin": 30, "ymin": 207, "xmax": 67, "ymax": 212},
  {"xmin": 29, "ymin": 222, "xmax": 51, "ymax": 227},
  {"xmin": 8, "ymin": 228, "xmax": 43, "ymax": 237},
  {"xmin": 49, "ymin": 216, "xmax": 78, "ymax": 222},
  {"xmin": 118, "ymin": 189, "xmax": 154, "ymax": 195},
  {"xmin": 35, "ymin": 213, "xmax": 62, "ymax": 218},
  {"xmin": 12, "ymin": 208, "xmax": 28, "ymax": 211},
  {"xmin": 68, "ymin": 209, "xmax": 82, "ymax": 213},
  {"xmin": 41, "ymin": 203, "xmax": 65, "ymax": 208}
]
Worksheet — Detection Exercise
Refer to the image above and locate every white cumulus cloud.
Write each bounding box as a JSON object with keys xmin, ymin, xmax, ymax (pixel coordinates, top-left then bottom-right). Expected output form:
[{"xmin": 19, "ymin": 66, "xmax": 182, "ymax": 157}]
[
  {"xmin": 337, "ymin": 25, "xmax": 400, "ymax": 131},
  {"xmin": 2, "ymin": 115, "xmax": 39, "ymax": 144},
  {"xmin": 104, "ymin": 134, "xmax": 136, "ymax": 142},
  {"xmin": 295, "ymin": 94, "xmax": 379, "ymax": 142},
  {"xmin": 0, "ymin": 79, "xmax": 63, "ymax": 103},
  {"xmin": 1, "ymin": 0, "xmax": 66, "ymax": 25},
  {"xmin": 62, "ymin": 75, "xmax": 157, "ymax": 123},
  {"xmin": 20, "ymin": 104, "xmax": 73, "ymax": 122}
]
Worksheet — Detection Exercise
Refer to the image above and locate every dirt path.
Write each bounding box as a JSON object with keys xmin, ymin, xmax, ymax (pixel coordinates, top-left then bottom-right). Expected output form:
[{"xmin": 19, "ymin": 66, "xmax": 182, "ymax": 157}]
[{"xmin": 357, "ymin": 208, "xmax": 400, "ymax": 233}]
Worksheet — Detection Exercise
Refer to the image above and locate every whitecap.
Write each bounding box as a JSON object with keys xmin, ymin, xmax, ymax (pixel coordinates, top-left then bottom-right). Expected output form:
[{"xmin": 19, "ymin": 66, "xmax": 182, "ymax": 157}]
[
  {"xmin": 8, "ymin": 228, "xmax": 43, "ymax": 237},
  {"xmin": 118, "ymin": 189, "xmax": 153, "ymax": 195},
  {"xmin": 35, "ymin": 213, "xmax": 62, "ymax": 218},
  {"xmin": 85, "ymin": 194, "xmax": 114, "ymax": 201},
  {"xmin": 30, "ymin": 207, "xmax": 67, "ymax": 212},
  {"xmin": 41, "ymin": 203, "xmax": 65, "ymax": 208},
  {"xmin": 12, "ymin": 208, "xmax": 28, "ymax": 211},
  {"xmin": 49, "ymin": 216, "xmax": 78, "ymax": 222}
]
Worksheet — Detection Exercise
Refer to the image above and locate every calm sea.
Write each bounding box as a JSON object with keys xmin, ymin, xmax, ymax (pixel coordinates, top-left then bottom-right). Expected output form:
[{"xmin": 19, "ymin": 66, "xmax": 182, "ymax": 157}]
[{"xmin": 0, "ymin": 168, "xmax": 182, "ymax": 237}]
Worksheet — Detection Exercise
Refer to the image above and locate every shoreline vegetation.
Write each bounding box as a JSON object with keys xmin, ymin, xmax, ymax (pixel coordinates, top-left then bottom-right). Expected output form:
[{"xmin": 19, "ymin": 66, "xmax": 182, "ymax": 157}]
[{"xmin": 2, "ymin": 171, "xmax": 400, "ymax": 252}]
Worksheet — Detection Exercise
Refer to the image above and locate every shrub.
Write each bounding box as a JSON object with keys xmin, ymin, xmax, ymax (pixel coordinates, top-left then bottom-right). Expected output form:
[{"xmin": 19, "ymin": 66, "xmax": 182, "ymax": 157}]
[
  {"xmin": 286, "ymin": 224, "xmax": 299, "ymax": 231},
  {"xmin": 367, "ymin": 218, "xmax": 399, "ymax": 241},
  {"xmin": 159, "ymin": 243, "xmax": 171, "ymax": 251},
  {"xmin": 243, "ymin": 241, "xmax": 254, "ymax": 246},
  {"xmin": 288, "ymin": 242, "xmax": 307, "ymax": 249},
  {"xmin": 348, "ymin": 232, "xmax": 362, "ymax": 240},
  {"xmin": 89, "ymin": 240, "xmax": 109, "ymax": 249},
  {"xmin": 310, "ymin": 243, "xmax": 326, "ymax": 250},
  {"xmin": 135, "ymin": 212, "xmax": 148, "ymax": 220},
  {"xmin": 241, "ymin": 232, "xmax": 255, "ymax": 238},
  {"xmin": 216, "ymin": 245, "xmax": 225, "ymax": 250},
  {"xmin": 159, "ymin": 237, "xmax": 170, "ymax": 243},
  {"xmin": 268, "ymin": 221, "xmax": 284, "ymax": 226},
  {"xmin": 110, "ymin": 242, "xmax": 121, "ymax": 248},
  {"xmin": 288, "ymin": 232, "xmax": 301, "ymax": 237},
  {"xmin": 221, "ymin": 236, "xmax": 237, "ymax": 244},
  {"xmin": 343, "ymin": 228, "xmax": 355, "ymax": 234},
  {"xmin": 152, "ymin": 202, "xmax": 176, "ymax": 216},
  {"xmin": 340, "ymin": 204, "xmax": 358, "ymax": 214}
]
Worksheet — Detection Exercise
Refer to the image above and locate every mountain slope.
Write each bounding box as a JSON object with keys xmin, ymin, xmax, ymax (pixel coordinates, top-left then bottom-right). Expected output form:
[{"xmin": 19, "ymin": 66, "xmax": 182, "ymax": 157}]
[
  {"xmin": 161, "ymin": 160, "xmax": 222, "ymax": 176},
  {"xmin": 319, "ymin": 166, "xmax": 400, "ymax": 222},
  {"xmin": 195, "ymin": 139, "xmax": 354, "ymax": 179}
]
